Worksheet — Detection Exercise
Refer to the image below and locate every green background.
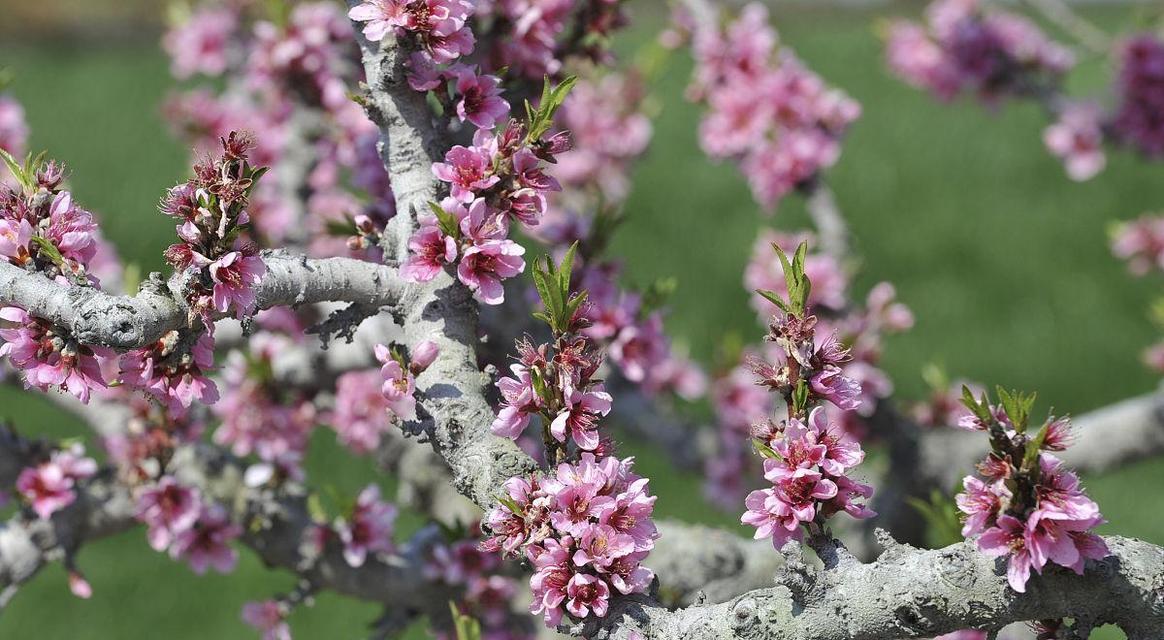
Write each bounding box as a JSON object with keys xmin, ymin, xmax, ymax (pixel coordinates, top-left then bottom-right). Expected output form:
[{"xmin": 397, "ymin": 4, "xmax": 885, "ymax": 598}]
[{"xmin": 1, "ymin": 2, "xmax": 1161, "ymax": 638}]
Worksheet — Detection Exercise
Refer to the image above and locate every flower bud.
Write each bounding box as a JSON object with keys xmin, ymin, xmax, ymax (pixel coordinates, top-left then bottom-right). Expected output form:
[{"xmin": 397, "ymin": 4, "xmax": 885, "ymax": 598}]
[{"xmin": 409, "ymin": 339, "xmax": 440, "ymax": 373}]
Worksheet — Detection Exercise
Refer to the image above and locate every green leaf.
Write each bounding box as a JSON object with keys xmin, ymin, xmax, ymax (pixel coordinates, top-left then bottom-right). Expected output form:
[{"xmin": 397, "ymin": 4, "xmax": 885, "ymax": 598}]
[
  {"xmin": 907, "ymin": 490, "xmax": 964, "ymax": 548},
  {"xmin": 526, "ymin": 75, "xmax": 578, "ymax": 142},
  {"xmin": 450, "ymin": 602, "xmax": 482, "ymax": 640},
  {"xmin": 557, "ymin": 241, "xmax": 578, "ymax": 298},
  {"xmin": 428, "ymin": 201, "xmax": 461, "ymax": 240},
  {"xmin": 306, "ymin": 493, "xmax": 328, "ymax": 523},
  {"xmin": 960, "ymin": 385, "xmax": 992, "ymax": 423},
  {"xmin": 29, "ymin": 236, "xmax": 65, "ymax": 268},
  {"xmin": 753, "ymin": 439, "xmax": 780, "ymax": 460},
  {"xmin": 529, "ymin": 244, "xmax": 581, "ymax": 334},
  {"xmin": 792, "ymin": 379, "xmax": 810, "ymax": 415},
  {"xmin": 756, "ymin": 289, "xmax": 790, "ymax": 313},
  {"xmin": 0, "ymin": 147, "xmax": 28, "ymax": 190},
  {"xmin": 1023, "ymin": 420, "xmax": 1049, "ymax": 471},
  {"xmin": 497, "ymin": 495, "xmax": 523, "ymax": 516}
]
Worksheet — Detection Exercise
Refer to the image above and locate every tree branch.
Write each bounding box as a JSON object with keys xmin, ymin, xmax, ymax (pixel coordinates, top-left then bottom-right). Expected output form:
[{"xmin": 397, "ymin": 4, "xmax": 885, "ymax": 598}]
[
  {"xmin": 0, "ymin": 252, "xmax": 407, "ymax": 350},
  {"xmin": 567, "ymin": 534, "xmax": 1164, "ymax": 639}
]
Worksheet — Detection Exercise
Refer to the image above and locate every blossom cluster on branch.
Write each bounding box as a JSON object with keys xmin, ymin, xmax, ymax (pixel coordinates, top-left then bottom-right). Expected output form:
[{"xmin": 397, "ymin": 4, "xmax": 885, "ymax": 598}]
[
  {"xmin": 704, "ymin": 232, "xmax": 912, "ymax": 506},
  {"xmin": 685, "ymin": 3, "xmax": 860, "ymax": 210},
  {"xmin": 955, "ymin": 388, "xmax": 1109, "ymax": 598},
  {"xmin": 886, "ymin": 0, "xmax": 1164, "ymax": 182},
  {"xmin": 482, "ymin": 248, "xmax": 659, "ymax": 630}
]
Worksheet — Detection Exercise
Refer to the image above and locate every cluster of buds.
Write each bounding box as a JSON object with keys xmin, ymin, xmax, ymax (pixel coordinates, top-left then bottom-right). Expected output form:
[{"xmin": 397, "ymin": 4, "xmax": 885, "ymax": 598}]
[
  {"xmin": 0, "ymin": 307, "xmax": 111, "ymax": 404},
  {"xmin": 743, "ymin": 407, "xmax": 874, "ymax": 549},
  {"xmin": 884, "ymin": 0, "xmax": 1073, "ymax": 104},
  {"xmin": 489, "ymin": 245, "xmax": 608, "ymax": 459},
  {"xmin": 955, "ymin": 388, "xmax": 1109, "ymax": 592},
  {"xmin": 482, "ymin": 248, "xmax": 658, "ymax": 630},
  {"xmin": 402, "ymin": 80, "xmax": 574, "ymax": 305},
  {"xmin": 733, "ymin": 241, "xmax": 876, "ymax": 546},
  {"xmin": 0, "ymin": 154, "xmax": 100, "ymax": 284},
  {"xmin": 163, "ymin": 2, "xmax": 392, "ymax": 251},
  {"xmin": 0, "ymin": 153, "xmax": 123, "ymax": 403},
  {"xmin": 748, "ymin": 244, "xmax": 863, "ymax": 415},
  {"xmin": 161, "ymin": 132, "xmax": 268, "ymax": 322},
  {"xmin": 705, "ymin": 234, "xmax": 909, "ymax": 506},
  {"xmin": 688, "ymin": 4, "xmax": 860, "ymax": 210}
]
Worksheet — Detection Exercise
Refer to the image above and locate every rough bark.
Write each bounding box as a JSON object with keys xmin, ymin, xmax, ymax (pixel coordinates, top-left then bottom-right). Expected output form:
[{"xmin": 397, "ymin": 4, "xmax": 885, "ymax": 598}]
[{"xmin": 0, "ymin": 253, "xmax": 407, "ymax": 350}]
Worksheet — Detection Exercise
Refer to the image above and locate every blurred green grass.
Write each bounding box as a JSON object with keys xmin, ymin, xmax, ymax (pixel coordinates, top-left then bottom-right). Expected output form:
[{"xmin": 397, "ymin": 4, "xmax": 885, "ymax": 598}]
[{"xmin": 1, "ymin": 3, "xmax": 1163, "ymax": 638}]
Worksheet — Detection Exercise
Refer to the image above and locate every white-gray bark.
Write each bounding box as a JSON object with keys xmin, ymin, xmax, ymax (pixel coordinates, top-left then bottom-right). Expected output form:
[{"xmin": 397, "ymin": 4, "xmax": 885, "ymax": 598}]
[{"xmin": 0, "ymin": 252, "xmax": 407, "ymax": 349}]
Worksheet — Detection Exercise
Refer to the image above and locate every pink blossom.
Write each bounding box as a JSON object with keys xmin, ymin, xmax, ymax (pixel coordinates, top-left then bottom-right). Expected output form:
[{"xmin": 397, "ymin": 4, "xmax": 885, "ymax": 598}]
[
  {"xmin": 212, "ymin": 346, "xmax": 316, "ymax": 463},
  {"xmin": 550, "ymin": 386, "xmax": 612, "ymax": 451},
  {"xmin": 546, "ymin": 471, "xmax": 610, "ymax": 538},
  {"xmin": 1112, "ymin": 214, "xmax": 1164, "ymax": 275},
  {"xmin": 599, "ymin": 550, "xmax": 654, "ymax": 596},
  {"xmin": 209, "ymin": 251, "xmax": 267, "ymax": 318},
  {"xmin": 490, "ymin": 364, "xmax": 540, "ymax": 439},
  {"xmin": 67, "ymin": 571, "xmax": 93, "ymax": 600},
  {"xmin": 241, "ymin": 601, "xmax": 291, "ymax": 640},
  {"xmin": 802, "ymin": 407, "xmax": 865, "ymax": 475},
  {"xmin": 528, "ymin": 536, "xmax": 573, "ymax": 627},
  {"xmin": 454, "ymin": 69, "xmax": 510, "ymax": 129},
  {"xmin": 956, "ymin": 476, "xmax": 1008, "ymax": 538},
  {"xmin": 457, "ymin": 239, "xmax": 525, "ymax": 305},
  {"xmin": 572, "ymin": 523, "xmax": 635, "ymax": 569},
  {"xmin": 0, "ymin": 217, "xmax": 34, "ymax": 264},
  {"xmin": 375, "ymin": 344, "xmax": 418, "ymax": 421},
  {"xmin": 410, "ymin": 339, "xmax": 440, "ymax": 372},
  {"xmin": 0, "ymin": 95, "xmax": 29, "ymax": 163},
  {"xmin": 978, "ymin": 514, "xmax": 1035, "ymax": 592},
  {"xmin": 43, "ymin": 191, "xmax": 100, "ymax": 270},
  {"xmin": 609, "ymin": 315, "xmax": 667, "ymax": 383},
  {"xmin": 1044, "ymin": 103, "xmax": 1106, "ymax": 181},
  {"xmin": 0, "ymin": 307, "xmax": 110, "ymax": 404},
  {"xmin": 120, "ymin": 331, "xmax": 218, "ymax": 410},
  {"xmin": 330, "ymin": 370, "xmax": 393, "ymax": 454},
  {"xmin": 432, "ymin": 136, "xmax": 500, "ymax": 202},
  {"xmin": 136, "ymin": 476, "xmax": 203, "ymax": 552},
  {"xmin": 592, "ymin": 478, "xmax": 658, "ymax": 551},
  {"xmin": 162, "ymin": 7, "xmax": 237, "ymax": 79},
  {"xmin": 337, "ymin": 484, "xmax": 397, "ymax": 568},
  {"xmin": 565, "ymin": 573, "xmax": 610, "ymax": 618},
  {"xmin": 400, "ymin": 219, "xmax": 458, "ymax": 283},
  {"xmin": 809, "ymin": 364, "xmax": 862, "ymax": 410},
  {"xmin": 170, "ymin": 504, "xmax": 242, "ymax": 575},
  {"xmin": 15, "ymin": 445, "xmax": 98, "ymax": 520}
]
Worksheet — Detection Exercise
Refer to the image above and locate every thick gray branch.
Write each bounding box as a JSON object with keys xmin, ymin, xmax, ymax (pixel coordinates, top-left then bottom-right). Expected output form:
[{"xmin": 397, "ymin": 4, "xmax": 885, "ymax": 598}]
[
  {"xmin": 346, "ymin": 0, "xmax": 447, "ymax": 263},
  {"xmin": 0, "ymin": 253, "xmax": 407, "ymax": 350},
  {"xmin": 571, "ymin": 535, "xmax": 1164, "ymax": 639}
]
